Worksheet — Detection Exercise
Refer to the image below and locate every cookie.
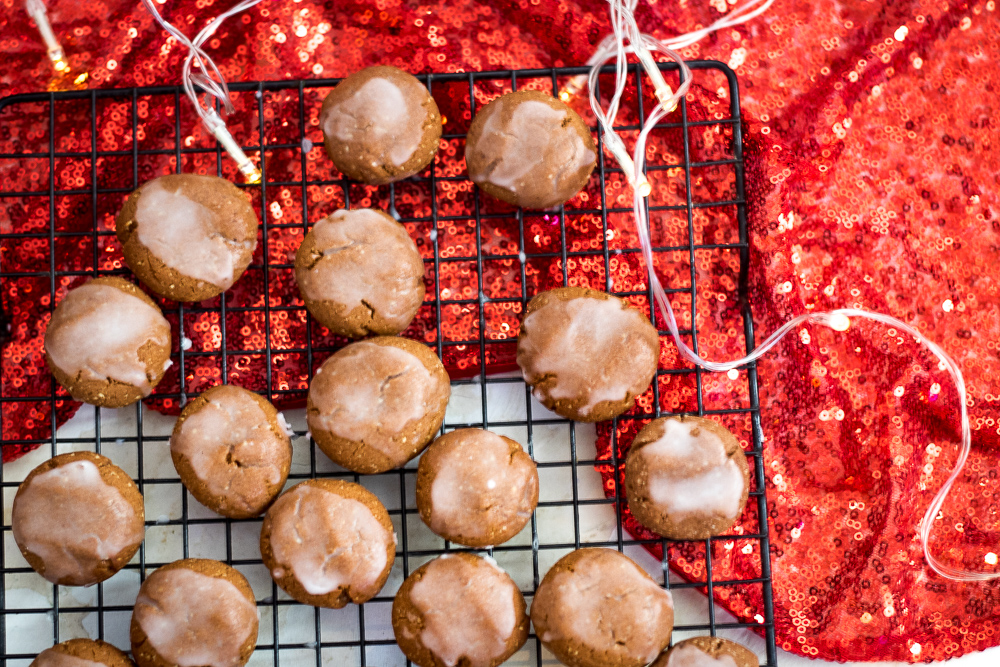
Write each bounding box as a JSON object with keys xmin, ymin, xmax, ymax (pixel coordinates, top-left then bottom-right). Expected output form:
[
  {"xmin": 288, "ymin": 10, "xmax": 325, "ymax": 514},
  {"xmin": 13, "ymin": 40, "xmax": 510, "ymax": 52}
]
[
  {"xmin": 307, "ymin": 337, "xmax": 450, "ymax": 474},
  {"xmin": 12, "ymin": 451, "xmax": 144, "ymax": 586},
  {"xmin": 294, "ymin": 208, "xmax": 425, "ymax": 337},
  {"xmin": 170, "ymin": 384, "xmax": 292, "ymax": 519},
  {"xmin": 416, "ymin": 428, "xmax": 538, "ymax": 547},
  {"xmin": 319, "ymin": 65, "xmax": 441, "ymax": 184},
  {"xmin": 45, "ymin": 276, "xmax": 171, "ymax": 408},
  {"xmin": 624, "ymin": 416, "xmax": 750, "ymax": 540},
  {"xmin": 465, "ymin": 90, "xmax": 597, "ymax": 209},
  {"xmin": 115, "ymin": 173, "xmax": 259, "ymax": 302},
  {"xmin": 130, "ymin": 558, "xmax": 258, "ymax": 667},
  {"xmin": 392, "ymin": 553, "xmax": 529, "ymax": 667},
  {"xmin": 516, "ymin": 287, "xmax": 660, "ymax": 422},
  {"xmin": 30, "ymin": 639, "xmax": 135, "ymax": 667},
  {"xmin": 260, "ymin": 479, "xmax": 396, "ymax": 608},
  {"xmin": 530, "ymin": 548, "xmax": 674, "ymax": 667},
  {"xmin": 650, "ymin": 636, "xmax": 758, "ymax": 667}
]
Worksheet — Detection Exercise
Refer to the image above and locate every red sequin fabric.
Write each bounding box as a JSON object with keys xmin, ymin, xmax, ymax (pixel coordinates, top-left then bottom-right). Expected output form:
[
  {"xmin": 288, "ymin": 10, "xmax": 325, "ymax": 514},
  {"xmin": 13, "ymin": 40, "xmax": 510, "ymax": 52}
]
[{"xmin": 2, "ymin": 0, "xmax": 999, "ymax": 662}]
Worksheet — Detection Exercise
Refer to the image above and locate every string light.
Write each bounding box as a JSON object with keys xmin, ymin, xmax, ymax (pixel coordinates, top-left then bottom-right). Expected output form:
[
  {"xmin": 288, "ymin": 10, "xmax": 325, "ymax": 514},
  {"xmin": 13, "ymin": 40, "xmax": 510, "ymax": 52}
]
[
  {"xmin": 140, "ymin": 0, "xmax": 263, "ymax": 184},
  {"xmin": 585, "ymin": 0, "xmax": 989, "ymax": 582},
  {"xmin": 24, "ymin": 0, "xmax": 68, "ymax": 72}
]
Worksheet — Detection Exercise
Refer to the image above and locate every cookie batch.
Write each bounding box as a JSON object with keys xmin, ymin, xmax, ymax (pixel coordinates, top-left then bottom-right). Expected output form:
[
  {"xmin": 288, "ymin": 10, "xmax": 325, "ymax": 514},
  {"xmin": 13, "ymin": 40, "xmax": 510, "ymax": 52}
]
[{"xmin": 22, "ymin": 64, "xmax": 758, "ymax": 667}]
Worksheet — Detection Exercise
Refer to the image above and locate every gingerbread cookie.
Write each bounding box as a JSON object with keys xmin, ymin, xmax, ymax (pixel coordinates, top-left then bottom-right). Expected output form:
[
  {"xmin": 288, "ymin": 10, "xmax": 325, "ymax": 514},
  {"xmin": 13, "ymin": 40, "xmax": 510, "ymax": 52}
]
[
  {"xmin": 517, "ymin": 287, "xmax": 660, "ymax": 421},
  {"xmin": 30, "ymin": 639, "xmax": 135, "ymax": 667},
  {"xmin": 625, "ymin": 416, "xmax": 749, "ymax": 540},
  {"xmin": 45, "ymin": 276, "xmax": 171, "ymax": 408},
  {"xmin": 12, "ymin": 451, "xmax": 144, "ymax": 586},
  {"xmin": 116, "ymin": 174, "xmax": 259, "ymax": 302},
  {"xmin": 651, "ymin": 636, "xmax": 758, "ymax": 667}
]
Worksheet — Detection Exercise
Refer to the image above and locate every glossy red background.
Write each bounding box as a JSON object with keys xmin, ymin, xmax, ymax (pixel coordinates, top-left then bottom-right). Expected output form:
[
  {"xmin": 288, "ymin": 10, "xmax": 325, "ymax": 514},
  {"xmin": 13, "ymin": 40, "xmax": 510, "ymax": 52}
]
[{"xmin": 2, "ymin": 0, "xmax": 1000, "ymax": 662}]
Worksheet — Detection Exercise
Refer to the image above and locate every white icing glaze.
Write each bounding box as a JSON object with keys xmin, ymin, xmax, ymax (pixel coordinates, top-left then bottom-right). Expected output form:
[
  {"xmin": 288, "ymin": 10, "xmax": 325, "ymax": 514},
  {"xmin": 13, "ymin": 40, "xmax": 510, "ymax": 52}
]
[
  {"xmin": 308, "ymin": 342, "xmax": 435, "ymax": 449},
  {"xmin": 429, "ymin": 430, "xmax": 536, "ymax": 541},
  {"xmin": 135, "ymin": 178, "xmax": 250, "ymax": 288},
  {"xmin": 133, "ymin": 568, "xmax": 257, "ymax": 667},
  {"xmin": 32, "ymin": 648, "xmax": 104, "ymax": 667},
  {"xmin": 473, "ymin": 100, "xmax": 595, "ymax": 199},
  {"xmin": 323, "ymin": 77, "xmax": 423, "ymax": 166},
  {"xmin": 45, "ymin": 283, "xmax": 170, "ymax": 395},
  {"xmin": 666, "ymin": 645, "xmax": 740, "ymax": 667},
  {"xmin": 409, "ymin": 556, "xmax": 517, "ymax": 667},
  {"xmin": 519, "ymin": 296, "xmax": 657, "ymax": 415},
  {"xmin": 171, "ymin": 385, "xmax": 289, "ymax": 515},
  {"xmin": 12, "ymin": 459, "xmax": 143, "ymax": 585},
  {"xmin": 298, "ymin": 209, "xmax": 423, "ymax": 323},
  {"xmin": 642, "ymin": 420, "xmax": 744, "ymax": 520},
  {"xmin": 268, "ymin": 483, "xmax": 394, "ymax": 597},
  {"xmin": 538, "ymin": 550, "xmax": 673, "ymax": 665}
]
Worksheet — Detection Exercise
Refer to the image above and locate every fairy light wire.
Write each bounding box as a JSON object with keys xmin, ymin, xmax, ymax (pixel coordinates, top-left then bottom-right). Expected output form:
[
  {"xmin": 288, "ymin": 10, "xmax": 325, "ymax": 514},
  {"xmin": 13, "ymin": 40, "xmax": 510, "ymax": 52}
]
[
  {"xmin": 24, "ymin": 0, "xmax": 68, "ymax": 71},
  {"xmin": 140, "ymin": 0, "xmax": 263, "ymax": 183},
  {"xmin": 588, "ymin": 0, "xmax": 990, "ymax": 582}
]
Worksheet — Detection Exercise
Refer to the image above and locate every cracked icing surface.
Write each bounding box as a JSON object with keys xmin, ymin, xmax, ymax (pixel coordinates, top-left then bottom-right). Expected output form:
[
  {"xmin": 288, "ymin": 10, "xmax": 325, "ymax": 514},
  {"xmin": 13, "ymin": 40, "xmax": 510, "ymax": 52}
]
[
  {"xmin": 532, "ymin": 549, "xmax": 674, "ymax": 666},
  {"xmin": 171, "ymin": 385, "xmax": 289, "ymax": 516},
  {"xmin": 518, "ymin": 294, "xmax": 659, "ymax": 417},
  {"xmin": 267, "ymin": 483, "xmax": 394, "ymax": 597},
  {"xmin": 297, "ymin": 209, "xmax": 424, "ymax": 327},
  {"xmin": 663, "ymin": 645, "xmax": 739, "ymax": 667},
  {"xmin": 409, "ymin": 555, "xmax": 518, "ymax": 667},
  {"xmin": 322, "ymin": 77, "xmax": 424, "ymax": 167},
  {"xmin": 134, "ymin": 178, "xmax": 252, "ymax": 289},
  {"xmin": 12, "ymin": 459, "xmax": 143, "ymax": 586},
  {"xmin": 133, "ymin": 567, "xmax": 257, "ymax": 667},
  {"xmin": 426, "ymin": 429, "xmax": 537, "ymax": 544},
  {"xmin": 307, "ymin": 341, "xmax": 440, "ymax": 458},
  {"xmin": 45, "ymin": 282, "xmax": 170, "ymax": 395},
  {"xmin": 640, "ymin": 419, "xmax": 745, "ymax": 522}
]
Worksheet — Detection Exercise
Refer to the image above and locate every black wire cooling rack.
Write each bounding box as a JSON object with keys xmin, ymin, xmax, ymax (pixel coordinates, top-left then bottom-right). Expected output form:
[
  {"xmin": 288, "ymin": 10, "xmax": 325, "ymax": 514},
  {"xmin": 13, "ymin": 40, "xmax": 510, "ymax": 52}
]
[{"xmin": 0, "ymin": 62, "xmax": 777, "ymax": 666}]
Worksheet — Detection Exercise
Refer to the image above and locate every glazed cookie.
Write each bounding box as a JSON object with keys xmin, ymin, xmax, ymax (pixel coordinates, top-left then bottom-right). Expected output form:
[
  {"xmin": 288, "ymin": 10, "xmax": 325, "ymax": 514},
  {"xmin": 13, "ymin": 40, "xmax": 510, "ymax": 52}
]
[
  {"xmin": 530, "ymin": 548, "xmax": 675, "ymax": 667},
  {"xmin": 651, "ymin": 637, "xmax": 758, "ymax": 667},
  {"xmin": 307, "ymin": 337, "xmax": 450, "ymax": 473},
  {"xmin": 624, "ymin": 416, "xmax": 750, "ymax": 540},
  {"xmin": 294, "ymin": 208, "xmax": 425, "ymax": 337},
  {"xmin": 517, "ymin": 287, "xmax": 660, "ymax": 421},
  {"xmin": 45, "ymin": 276, "xmax": 171, "ymax": 408},
  {"xmin": 31, "ymin": 639, "xmax": 135, "ymax": 667},
  {"xmin": 260, "ymin": 479, "xmax": 396, "ymax": 608},
  {"xmin": 12, "ymin": 452, "xmax": 144, "ymax": 587},
  {"xmin": 416, "ymin": 428, "xmax": 538, "ymax": 547},
  {"xmin": 116, "ymin": 173, "xmax": 259, "ymax": 302},
  {"xmin": 392, "ymin": 553, "xmax": 529, "ymax": 667},
  {"xmin": 171, "ymin": 384, "xmax": 292, "ymax": 519},
  {"xmin": 466, "ymin": 90, "xmax": 597, "ymax": 209},
  {"xmin": 130, "ymin": 559, "xmax": 258, "ymax": 667},
  {"xmin": 319, "ymin": 65, "xmax": 441, "ymax": 184}
]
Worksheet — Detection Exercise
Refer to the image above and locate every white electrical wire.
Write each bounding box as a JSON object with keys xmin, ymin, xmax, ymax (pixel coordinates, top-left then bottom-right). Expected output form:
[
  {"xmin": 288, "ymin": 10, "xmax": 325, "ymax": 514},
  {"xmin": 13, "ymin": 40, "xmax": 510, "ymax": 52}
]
[
  {"xmin": 140, "ymin": 0, "xmax": 263, "ymax": 183},
  {"xmin": 588, "ymin": 0, "xmax": 991, "ymax": 582},
  {"xmin": 24, "ymin": 0, "xmax": 68, "ymax": 71}
]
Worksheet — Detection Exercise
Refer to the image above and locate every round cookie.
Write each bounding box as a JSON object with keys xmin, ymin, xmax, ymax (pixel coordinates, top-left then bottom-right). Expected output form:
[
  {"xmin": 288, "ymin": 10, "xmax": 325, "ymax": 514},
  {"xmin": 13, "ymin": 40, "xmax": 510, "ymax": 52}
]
[
  {"xmin": 517, "ymin": 287, "xmax": 660, "ymax": 422},
  {"xmin": 130, "ymin": 558, "xmax": 258, "ymax": 667},
  {"xmin": 12, "ymin": 451, "xmax": 144, "ymax": 587},
  {"xmin": 31, "ymin": 639, "xmax": 135, "ymax": 667},
  {"xmin": 416, "ymin": 428, "xmax": 538, "ymax": 547},
  {"xmin": 466, "ymin": 90, "xmax": 597, "ymax": 209},
  {"xmin": 45, "ymin": 276, "xmax": 171, "ymax": 408},
  {"xmin": 260, "ymin": 479, "xmax": 396, "ymax": 608},
  {"xmin": 392, "ymin": 553, "xmax": 529, "ymax": 667},
  {"xmin": 624, "ymin": 416, "xmax": 750, "ymax": 540},
  {"xmin": 651, "ymin": 637, "xmax": 758, "ymax": 667},
  {"xmin": 115, "ymin": 173, "xmax": 259, "ymax": 302},
  {"xmin": 319, "ymin": 65, "xmax": 441, "ymax": 184},
  {"xmin": 170, "ymin": 384, "xmax": 292, "ymax": 519},
  {"xmin": 306, "ymin": 337, "xmax": 450, "ymax": 474},
  {"xmin": 294, "ymin": 208, "xmax": 425, "ymax": 338},
  {"xmin": 530, "ymin": 548, "xmax": 674, "ymax": 667}
]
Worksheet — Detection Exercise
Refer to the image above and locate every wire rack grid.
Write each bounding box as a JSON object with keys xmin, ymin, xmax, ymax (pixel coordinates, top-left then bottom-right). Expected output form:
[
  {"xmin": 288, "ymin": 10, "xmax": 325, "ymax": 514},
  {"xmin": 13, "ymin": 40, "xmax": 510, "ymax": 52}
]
[{"xmin": 0, "ymin": 62, "xmax": 777, "ymax": 666}]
